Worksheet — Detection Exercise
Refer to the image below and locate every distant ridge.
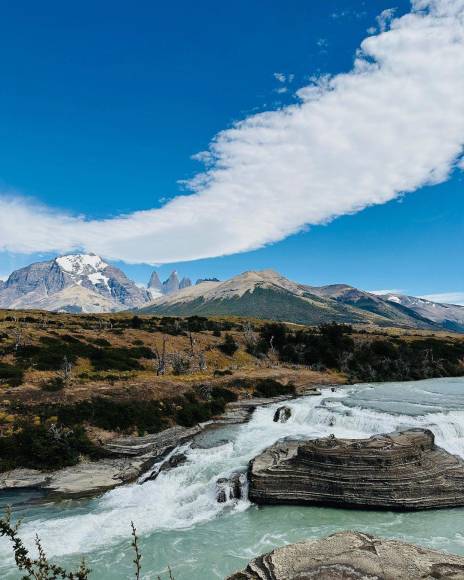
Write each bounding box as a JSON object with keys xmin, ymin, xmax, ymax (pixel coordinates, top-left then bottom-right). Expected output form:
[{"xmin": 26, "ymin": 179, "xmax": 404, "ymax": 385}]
[{"xmin": 139, "ymin": 269, "xmax": 460, "ymax": 332}]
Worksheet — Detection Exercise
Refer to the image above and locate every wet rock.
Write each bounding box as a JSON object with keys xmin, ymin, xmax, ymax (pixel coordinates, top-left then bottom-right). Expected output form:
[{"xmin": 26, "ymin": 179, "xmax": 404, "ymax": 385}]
[
  {"xmin": 226, "ymin": 530, "xmax": 464, "ymax": 579},
  {"xmin": 0, "ymin": 468, "xmax": 50, "ymax": 490},
  {"xmin": 216, "ymin": 472, "xmax": 246, "ymax": 503},
  {"xmin": 103, "ymin": 425, "xmax": 201, "ymax": 457},
  {"xmin": 144, "ymin": 451, "xmax": 189, "ymax": 482},
  {"xmin": 160, "ymin": 451, "xmax": 187, "ymax": 471},
  {"xmin": 273, "ymin": 405, "xmax": 292, "ymax": 423},
  {"xmin": 249, "ymin": 428, "xmax": 464, "ymax": 510},
  {"xmin": 216, "ymin": 396, "xmax": 292, "ymax": 425}
]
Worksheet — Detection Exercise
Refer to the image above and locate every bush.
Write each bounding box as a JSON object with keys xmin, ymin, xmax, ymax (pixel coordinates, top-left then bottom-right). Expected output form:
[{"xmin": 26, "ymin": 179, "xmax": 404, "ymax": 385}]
[
  {"xmin": 92, "ymin": 337, "xmax": 111, "ymax": 347},
  {"xmin": 41, "ymin": 377, "xmax": 65, "ymax": 392},
  {"xmin": 253, "ymin": 379, "xmax": 295, "ymax": 398},
  {"xmin": 213, "ymin": 369, "xmax": 233, "ymax": 377},
  {"xmin": 56, "ymin": 397, "xmax": 166, "ymax": 434},
  {"xmin": 0, "ymin": 421, "xmax": 103, "ymax": 472},
  {"xmin": 0, "ymin": 363, "xmax": 24, "ymax": 387},
  {"xmin": 218, "ymin": 334, "xmax": 238, "ymax": 356},
  {"xmin": 211, "ymin": 386, "xmax": 238, "ymax": 402},
  {"xmin": 175, "ymin": 395, "xmax": 226, "ymax": 427}
]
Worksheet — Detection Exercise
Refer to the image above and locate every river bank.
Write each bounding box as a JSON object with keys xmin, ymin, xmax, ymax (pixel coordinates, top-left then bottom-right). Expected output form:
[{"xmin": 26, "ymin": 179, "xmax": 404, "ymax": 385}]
[{"xmin": 0, "ymin": 387, "xmax": 324, "ymax": 498}]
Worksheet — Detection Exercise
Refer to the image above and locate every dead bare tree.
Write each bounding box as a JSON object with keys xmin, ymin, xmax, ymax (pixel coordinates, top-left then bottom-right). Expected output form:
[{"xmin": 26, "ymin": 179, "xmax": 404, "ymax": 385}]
[
  {"xmin": 153, "ymin": 335, "xmax": 168, "ymax": 376},
  {"xmin": 198, "ymin": 351, "xmax": 207, "ymax": 371},
  {"xmin": 188, "ymin": 331, "xmax": 196, "ymax": 357},
  {"xmin": 242, "ymin": 321, "xmax": 258, "ymax": 353},
  {"xmin": 59, "ymin": 355, "xmax": 73, "ymax": 384},
  {"xmin": 11, "ymin": 321, "xmax": 24, "ymax": 352}
]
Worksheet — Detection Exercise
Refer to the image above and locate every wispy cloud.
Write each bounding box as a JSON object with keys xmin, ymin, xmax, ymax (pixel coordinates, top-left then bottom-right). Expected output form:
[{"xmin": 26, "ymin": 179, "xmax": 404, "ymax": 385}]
[
  {"xmin": 420, "ymin": 292, "xmax": 464, "ymax": 306},
  {"xmin": 1, "ymin": 0, "xmax": 464, "ymax": 264},
  {"xmin": 273, "ymin": 72, "xmax": 286, "ymax": 83}
]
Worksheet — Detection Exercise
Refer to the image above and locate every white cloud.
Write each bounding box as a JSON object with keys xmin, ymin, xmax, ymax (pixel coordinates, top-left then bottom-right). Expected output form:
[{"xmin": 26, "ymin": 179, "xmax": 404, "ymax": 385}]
[
  {"xmin": 273, "ymin": 72, "xmax": 286, "ymax": 83},
  {"xmin": 420, "ymin": 292, "xmax": 464, "ymax": 305},
  {"xmin": 1, "ymin": 0, "xmax": 464, "ymax": 265}
]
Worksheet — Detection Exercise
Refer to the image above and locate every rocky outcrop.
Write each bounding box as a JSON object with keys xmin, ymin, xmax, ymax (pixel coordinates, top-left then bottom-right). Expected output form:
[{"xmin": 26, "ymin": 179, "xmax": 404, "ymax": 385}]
[
  {"xmin": 0, "ymin": 457, "xmax": 152, "ymax": 498},
  {"xmin": 227, "ymin": 530, "xmax": 464, "ymax": 579},
  {"xmin": 249, "ymin": 428, "xmax": 464, "ymax": 510},
  {"xmin": 273, "ymin": 405, "xmax": 291, "ymax": 423},
  {"xmin": 148, "ymin": 271, "xmax": 163, "ymax": 294},
  {"xmin": 216, "ymin": 472, "xmax": 246, "ymax": 503},
  {"xmin": 162, "ymin": 271, "xmax": 180, "ymax": 295}
]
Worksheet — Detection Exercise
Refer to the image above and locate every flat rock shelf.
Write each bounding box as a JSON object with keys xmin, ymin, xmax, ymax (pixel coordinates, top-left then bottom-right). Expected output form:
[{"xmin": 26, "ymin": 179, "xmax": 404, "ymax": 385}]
[
  {"xmin": 227, "ymin": 530, "xmax": 464, "ymax": 580},
  {"xmin": 249, "ymin": 428, "xmax": 464, "ymax": 510}
]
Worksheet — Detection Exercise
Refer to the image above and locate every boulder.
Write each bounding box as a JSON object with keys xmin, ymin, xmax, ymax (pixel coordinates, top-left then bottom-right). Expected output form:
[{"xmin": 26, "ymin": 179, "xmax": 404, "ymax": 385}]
[
  {"xmin": 249, "ymin": 428, "xmax": 464, "ymax": 510},
  {"xmin": 216, "ymin": 472, "xmax": 246, "ymax": 503},
  {"xmin": 226, "ymin": 530, "xmax": 464, "ymax": 579},
  {"xmin": 273, "ymin": 405, "xmax": 292, "ymax": 423}
]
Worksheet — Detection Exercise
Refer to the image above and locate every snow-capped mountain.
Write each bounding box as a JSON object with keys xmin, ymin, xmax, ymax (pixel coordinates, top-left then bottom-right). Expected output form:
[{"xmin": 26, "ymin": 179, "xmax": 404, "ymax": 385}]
[
  {"xmin": 0, "ymin": 253, "xmax": 149, "ymax": 313},
  {"xmin": 383, "ymin": 293, "xmax": 464, "ymax": 332}
]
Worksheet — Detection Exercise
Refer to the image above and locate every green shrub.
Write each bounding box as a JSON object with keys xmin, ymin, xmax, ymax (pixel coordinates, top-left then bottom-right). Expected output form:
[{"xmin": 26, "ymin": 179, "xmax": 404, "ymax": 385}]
[
  {"xmin": 56, "ymin": 397, "xmax": 166, "ymax": 434},
  {"xmin": 211, "ymin": 386, "xmax": 238, "ymax": 402},
  {"xmin": 41, "ymin": 377, "xmax": 65, "ymax": 392},
  {"xmin": 0, "ymin": 421, "xmax": 103, "ymax": 472},
  {"xmin": 218, "ymin": 334, "xmax": 238, "ymax": 356},
  {"xmin": 91, "ymin": 337, "xmax": 111, "ymax": 347},
  {"xmin": 0, "ymin": 363, "xmax": 24, "ymax": 387},
  {"xmin": 213, "ymin": 369, "xmax": 233, "ymax": 377},
  {"xmin": 253, "ymin": 379, "xmax": 295, "ymax": 398}
]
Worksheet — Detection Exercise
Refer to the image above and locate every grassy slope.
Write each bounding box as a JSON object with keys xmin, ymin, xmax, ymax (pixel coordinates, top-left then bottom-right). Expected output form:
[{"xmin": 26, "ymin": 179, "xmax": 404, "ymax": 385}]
[{"xmin": 142, "ymin": 287, "xmax": 438, "ymax": 330}]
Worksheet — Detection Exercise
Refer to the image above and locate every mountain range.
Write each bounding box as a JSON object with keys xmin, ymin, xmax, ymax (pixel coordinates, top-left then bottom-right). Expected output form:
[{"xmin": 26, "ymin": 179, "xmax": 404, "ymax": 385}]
[
  {"xmin": 0, "ymin": 254, "xmax": 463, "ymax": 332},
  {"xmin": 140, "ymin": 269, "xmax": 464, "ymax": 332}
]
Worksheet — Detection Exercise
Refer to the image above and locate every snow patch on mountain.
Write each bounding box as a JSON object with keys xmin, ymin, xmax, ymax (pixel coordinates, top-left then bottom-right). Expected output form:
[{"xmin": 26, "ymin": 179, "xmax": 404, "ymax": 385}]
[{"xmin": 56, "ymin": 254, "xmax": 108, "ymax": 276}]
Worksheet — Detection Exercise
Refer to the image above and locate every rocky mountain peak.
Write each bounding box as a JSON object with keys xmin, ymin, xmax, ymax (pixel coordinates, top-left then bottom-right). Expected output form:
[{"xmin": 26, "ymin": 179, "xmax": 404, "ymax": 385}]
[
  {"xmin": 179, "ymin": 276, "xmax": 192, "ymax": 289},
  {"xmin": 162, "ymin": 271, "xmax": 180, "ymax": 295},
  {"xmin": 148, "ymin": 271, "xmax": 162, "ymax": 291}
]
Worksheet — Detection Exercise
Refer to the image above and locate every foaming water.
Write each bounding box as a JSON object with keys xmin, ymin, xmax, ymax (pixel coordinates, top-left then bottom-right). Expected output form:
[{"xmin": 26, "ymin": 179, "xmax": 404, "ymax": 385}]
[{"xmin": 1, "ymin": 377, "xmax": 464, "ymax": 579}]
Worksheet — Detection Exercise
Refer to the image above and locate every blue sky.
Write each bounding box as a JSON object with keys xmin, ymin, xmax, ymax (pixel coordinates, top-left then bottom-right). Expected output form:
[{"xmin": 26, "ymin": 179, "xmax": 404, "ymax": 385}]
[{"xmin": 0, "ymin": 0, "xmax": 463, "ymax": 301}]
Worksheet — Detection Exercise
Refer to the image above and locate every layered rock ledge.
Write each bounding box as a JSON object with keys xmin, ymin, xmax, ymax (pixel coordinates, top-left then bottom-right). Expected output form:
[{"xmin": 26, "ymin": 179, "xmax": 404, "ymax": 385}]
[
  {"xmin": 227, "ymin": 530, "xmax": 464, "ymax": 579},
  {"xmin": 249, "ymin": 428, "xmax": 464, "ymax": 510}
]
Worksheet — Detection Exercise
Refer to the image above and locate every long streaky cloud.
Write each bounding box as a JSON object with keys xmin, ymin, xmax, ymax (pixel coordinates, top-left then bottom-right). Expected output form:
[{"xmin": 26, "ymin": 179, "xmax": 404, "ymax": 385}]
[{"xmin": 1, "ymin": 0, "xmax": 464, "ymax": 264}]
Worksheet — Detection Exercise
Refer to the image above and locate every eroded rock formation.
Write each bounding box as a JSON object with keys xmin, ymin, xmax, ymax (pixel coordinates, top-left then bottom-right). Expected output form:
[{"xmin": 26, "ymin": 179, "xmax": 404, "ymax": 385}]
[
  {"xmin": 249, "ymin": 428, "xmax": 464, "ymax": 510},
  {"xmin": 227, "ymin": 530, "xmax": 464, "ymax": 579}
]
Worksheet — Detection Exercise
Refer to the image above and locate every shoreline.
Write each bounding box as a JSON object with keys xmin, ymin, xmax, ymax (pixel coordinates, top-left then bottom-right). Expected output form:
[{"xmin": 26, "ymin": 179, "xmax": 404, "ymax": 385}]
[{"xmin": 0, "ymin": 384, "xmax": 328, "ymax": 499}]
